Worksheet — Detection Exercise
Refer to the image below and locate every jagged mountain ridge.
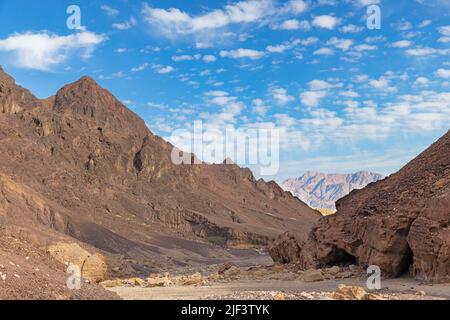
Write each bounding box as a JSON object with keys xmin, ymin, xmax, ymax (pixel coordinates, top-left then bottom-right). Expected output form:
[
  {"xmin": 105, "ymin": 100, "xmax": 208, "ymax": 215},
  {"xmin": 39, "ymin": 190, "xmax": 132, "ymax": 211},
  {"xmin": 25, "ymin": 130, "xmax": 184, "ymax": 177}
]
[
  {"xmin": 0, "ymin": 66, "xmax": 319, "ymax": 282},
  {"xmin": 282, "ymin": 171, "xmax": 384, "ymax": 210}
]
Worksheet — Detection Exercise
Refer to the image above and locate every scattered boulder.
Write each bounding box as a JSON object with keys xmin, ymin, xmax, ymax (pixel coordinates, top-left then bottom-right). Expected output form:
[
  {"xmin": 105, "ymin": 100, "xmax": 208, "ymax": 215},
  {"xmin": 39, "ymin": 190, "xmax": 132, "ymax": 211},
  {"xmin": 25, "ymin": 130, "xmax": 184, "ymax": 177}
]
[
  {"xmin": 365, "ymin": 293, "xmax": 386, "ymax": 300},
  {"xmin": 179, "ymin": 272, "xmax": 203, "ymax": 286},
  {"xmin": 100, "ymin": 279, "xmax": 123, "ymax": 288},
  {"xmin": 325, "ymin": 266, "xmax": 341, "ymax": 276},
  {"xmin": 146, "ymin": 274, "xmax": 172, "ymax": 287},
  {"xmin": 333, "ymin": 285, "xmax": 367, "ymax": 300},
  {"xmin": 301, "ymin": 269, "xmax": 324, "ymax": 282},
  {"xmin": 274, "ymin": 293, "xmax": 286, "ymax": 300},
  {"xmin": 415, "ymin": 290, "xmax": 426, "ymax": 296},
  {"xmin": 218, "ymin": 262, "xmax": 236, "ymax": 275},
  {"xmin": 223, "ymin": 266, "xmax": 241, "ymax": 278}
]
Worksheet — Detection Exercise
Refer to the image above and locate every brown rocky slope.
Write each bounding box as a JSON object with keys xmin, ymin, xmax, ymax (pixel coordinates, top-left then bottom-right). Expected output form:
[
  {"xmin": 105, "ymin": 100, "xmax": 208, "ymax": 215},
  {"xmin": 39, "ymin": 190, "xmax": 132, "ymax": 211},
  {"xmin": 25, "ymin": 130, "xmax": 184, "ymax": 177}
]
[
  {"xmin": 269, "ymin": 130, "xmax": 450, "ymax": 283},
  {"xmin": 0, "ymin": 66, "xmax": 319, "ymax": 297}
]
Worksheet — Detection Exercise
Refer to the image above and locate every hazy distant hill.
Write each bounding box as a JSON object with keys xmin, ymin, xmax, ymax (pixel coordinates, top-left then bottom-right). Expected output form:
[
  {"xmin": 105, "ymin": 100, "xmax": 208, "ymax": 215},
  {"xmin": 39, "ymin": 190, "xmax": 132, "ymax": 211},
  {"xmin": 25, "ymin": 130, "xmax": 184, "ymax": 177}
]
[{"xmin": 281, "ymin": 171, "xmax": 385, "ymax": 210}]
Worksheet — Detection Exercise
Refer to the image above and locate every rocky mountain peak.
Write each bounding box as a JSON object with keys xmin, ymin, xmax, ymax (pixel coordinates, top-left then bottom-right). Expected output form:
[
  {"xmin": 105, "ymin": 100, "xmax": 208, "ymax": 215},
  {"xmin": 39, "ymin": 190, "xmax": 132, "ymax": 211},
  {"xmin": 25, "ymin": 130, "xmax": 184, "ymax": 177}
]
[
  {"xmin": 53, "ymin": 75, "xmax": 147, "ymax": 134},
  {"xmin": 0, "ymin": 66, "xmax": 40, "ymax": 114}
]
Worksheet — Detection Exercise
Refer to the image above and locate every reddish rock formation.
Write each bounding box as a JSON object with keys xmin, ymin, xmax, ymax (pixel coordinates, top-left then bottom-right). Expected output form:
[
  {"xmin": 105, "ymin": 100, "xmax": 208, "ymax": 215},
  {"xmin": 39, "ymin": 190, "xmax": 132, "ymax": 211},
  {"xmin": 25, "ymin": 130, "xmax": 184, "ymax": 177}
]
[
  {"xmin": 407, "ymin": 192, "xmax": 450, "ymax": 281},
  {"xmin": 270, "ymin": 130, "xmax": 450, "ymax": 283},
  {"xmin": 268, "ymin": 232, "xmax": 303, "ymax": 264},
  {"xmin": 0, "ymin": 65, "xmax": 319, "ymax": 295}
]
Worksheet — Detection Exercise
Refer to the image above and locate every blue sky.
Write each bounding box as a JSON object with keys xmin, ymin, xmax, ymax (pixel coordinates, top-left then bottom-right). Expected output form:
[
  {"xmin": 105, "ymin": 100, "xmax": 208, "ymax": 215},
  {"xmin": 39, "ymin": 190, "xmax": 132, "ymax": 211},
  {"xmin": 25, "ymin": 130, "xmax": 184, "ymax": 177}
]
[{"xmin": 0, "ymin": 0, "xmax": 449, "ymax": 182}]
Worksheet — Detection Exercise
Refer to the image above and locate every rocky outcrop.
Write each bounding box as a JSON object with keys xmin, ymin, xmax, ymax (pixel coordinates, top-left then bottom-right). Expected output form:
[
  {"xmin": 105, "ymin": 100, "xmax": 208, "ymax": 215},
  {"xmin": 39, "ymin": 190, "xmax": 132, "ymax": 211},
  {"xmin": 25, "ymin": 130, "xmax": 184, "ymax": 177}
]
[
  {"xmin": 268, "ymin": 232, "xmax": 303, "ymax": 264},
  {"xmin": 271, "ymin": 130, "xmax": 450, "ymax": 282},
  {"xmin": 407, "ymin": 192, "xmax": 450, "ymax": 282}
]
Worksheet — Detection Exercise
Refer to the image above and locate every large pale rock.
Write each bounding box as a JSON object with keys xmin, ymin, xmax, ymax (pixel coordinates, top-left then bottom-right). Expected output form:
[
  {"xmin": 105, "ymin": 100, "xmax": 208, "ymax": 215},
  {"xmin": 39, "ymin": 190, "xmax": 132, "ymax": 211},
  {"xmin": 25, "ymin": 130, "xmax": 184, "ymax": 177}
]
[
  {"xmin": 301, "ymin": 269, "xmax": 324, "ymax": 282},
  {"xmin": 179, "ymin": 272, "xmax": 203, "ymax": 286},
  {"xmin": 47, "ymin": 242, "xmax": 107, "ymax": 283},
  {"xmin": 333, "ymin": 285, "xmax": 367, "ymax": 300}
]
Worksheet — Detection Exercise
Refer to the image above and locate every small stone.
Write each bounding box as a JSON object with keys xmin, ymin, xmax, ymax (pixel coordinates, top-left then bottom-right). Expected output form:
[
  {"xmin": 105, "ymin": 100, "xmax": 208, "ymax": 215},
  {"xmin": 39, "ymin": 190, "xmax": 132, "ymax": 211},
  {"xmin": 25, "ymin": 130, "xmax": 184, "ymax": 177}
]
[
  {"xmin": 224, "ymin": 266, "xmax": 241, "ymax": 278},
  {"xmin": 302, "ymin": 269, "xmax": 324, "ymax": 282},
  {"xmin": 101, "ymin": 279, "xmax": 124, "ymax": 288},
  {"xmin": 416, "ymin": 291, "xmax": 426, "ymax": 296},
  {"xmin": 180, "ymin": 272, "xmax": 203, "ymax": 286},
  {"xmin": 326, "ymin": 266, "xmax": 341, "ymax": 276},
  {"xmin": 333, "ymin": 285, "xmax": 367, "ymax": 300},
  {"xmin": 271, "ymin": 264, "xmax": 285, "ymax": 273},
  {"xmin": 348, "ymin": 264, "xmax": 359, "ymax": 273},
  {"xmin": 365, "ymin": 293, "xmax": 386, "ymax": 300},
  {"xmin": 274, "ymin": 293, "xmax": 286, "ymax": 300},
  {"xmin": 218, "ymin": 263, "xmax": 235, "ymax": 275}
]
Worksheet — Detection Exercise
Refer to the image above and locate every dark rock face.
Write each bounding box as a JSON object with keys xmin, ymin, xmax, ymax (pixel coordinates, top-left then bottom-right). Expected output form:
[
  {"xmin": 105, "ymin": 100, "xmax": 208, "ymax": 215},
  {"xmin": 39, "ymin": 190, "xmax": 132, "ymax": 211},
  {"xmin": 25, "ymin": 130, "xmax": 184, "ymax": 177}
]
[
  {"xmin": 0, "ymin": 66, "xmax": 319, "ymax": 277},
  {"xmin": 268, "ymin": 232, "xmax": 303, "ymax": 264},
  {"xmin": 270, "ymin": 130, "xmax": 450, "ymax": 283},
  {"xmin": 407, "ymin": 192, "xmax": 450, "ymax": 282}
]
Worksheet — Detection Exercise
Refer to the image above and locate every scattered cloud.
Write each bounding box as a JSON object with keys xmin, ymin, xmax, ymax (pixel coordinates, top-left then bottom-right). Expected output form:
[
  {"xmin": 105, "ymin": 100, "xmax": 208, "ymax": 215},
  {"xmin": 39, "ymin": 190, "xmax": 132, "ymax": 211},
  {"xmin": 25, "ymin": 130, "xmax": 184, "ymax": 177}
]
[
  {"xmin": 312, "ymin": 15, "xmax": 341, "ymax": 30},
  {"xmin": 113, "ymin": 17, "xmax": 137, "ymax": 30},
  {"xmin": 414, "ymin": 77, "xmax": 430, "ymax": 86},
  {"xmin": 270, "ymin": 87, "xmax": 294, "ymax": 105},
  {"xmin": 220, "ymin": 48, "xmax": 264, "ymax": 59},
  {"xmin": 172, "ymin": 54, "xmax": 201, "ymax": 62},
  {"xmin": 276, "ymin": 19, "xmax": 310, "ymax": 30},
  {"xmin": 436, "ymin": 68, "xmax": 450, "ymax": 79},
  {"xmin": 354, "ymin": 44, "xmax": 377, "ymax": 51},
  {"xmin": 0, "ymin": 31, "xmax": 106, "ymax": 71},
  {"xmin": 340, "ymin": 24, "xmax": 363, "ymax": 33},
  {"xmin": 141, "ymin": 0, "xmax": 308, "ymax": 45},
  {"xmin": 101, "ymin": 5, "xmax": 119, "ymax": 17},
  {"xmin": 203, "ymin": 55, "xmax": 217, "ymax": 63},
  {"xmin": 313, "ymin": 47, "xmax": 334, "ymax": 55},
  {"xmin": 301, "ymin": 91, "xmax": 327, "ymax": 107},
  {"xmin": 391, "ymin": 40, "xmax": 412, "ymax": 48}
]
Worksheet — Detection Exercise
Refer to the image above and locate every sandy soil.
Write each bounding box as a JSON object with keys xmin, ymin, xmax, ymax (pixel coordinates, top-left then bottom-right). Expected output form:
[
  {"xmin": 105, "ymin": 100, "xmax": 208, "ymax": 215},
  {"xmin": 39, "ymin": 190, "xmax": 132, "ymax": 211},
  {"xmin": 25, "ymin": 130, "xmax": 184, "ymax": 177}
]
[{"xmin": 108, "ymin": 277, "xmax": 450, "ymax": 300}]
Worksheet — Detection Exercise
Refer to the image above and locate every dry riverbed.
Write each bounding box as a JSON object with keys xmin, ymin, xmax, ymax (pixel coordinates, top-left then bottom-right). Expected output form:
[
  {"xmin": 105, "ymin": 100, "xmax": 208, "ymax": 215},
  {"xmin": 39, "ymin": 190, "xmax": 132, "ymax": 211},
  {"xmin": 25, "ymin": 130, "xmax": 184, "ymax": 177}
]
[{"xmin": 103, "ymin": 264, "xmax": 450, "ymax": 300}]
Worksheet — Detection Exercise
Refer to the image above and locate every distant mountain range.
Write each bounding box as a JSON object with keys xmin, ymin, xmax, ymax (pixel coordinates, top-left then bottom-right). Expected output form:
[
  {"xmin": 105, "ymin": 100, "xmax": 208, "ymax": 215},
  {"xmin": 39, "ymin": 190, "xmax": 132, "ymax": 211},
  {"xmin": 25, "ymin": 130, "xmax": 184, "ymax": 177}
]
[{"xmin": 281, "ymin": 171, "xmax": 385, "ymax": 210}]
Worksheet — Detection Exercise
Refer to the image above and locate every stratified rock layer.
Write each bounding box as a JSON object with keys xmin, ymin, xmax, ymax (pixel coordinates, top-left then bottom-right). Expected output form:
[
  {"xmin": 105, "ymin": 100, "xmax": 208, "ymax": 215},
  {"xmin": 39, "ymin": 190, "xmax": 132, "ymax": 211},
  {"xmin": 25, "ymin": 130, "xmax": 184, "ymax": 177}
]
[{"xmin": 270, "ymin": 131, "xmax": 450, "ymax": 283}]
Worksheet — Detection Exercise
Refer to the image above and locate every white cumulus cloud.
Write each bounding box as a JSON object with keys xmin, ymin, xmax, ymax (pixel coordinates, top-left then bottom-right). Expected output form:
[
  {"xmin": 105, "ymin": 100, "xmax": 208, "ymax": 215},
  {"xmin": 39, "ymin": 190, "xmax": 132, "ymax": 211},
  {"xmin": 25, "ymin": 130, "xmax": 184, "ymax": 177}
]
[
  {"xmin": 312, "ymin": 15, "xmax": 341, "ymax": 30},
  {"xmin": 0, "ymin": 31, "xmax": 106, "ymax": 71},
  {"xmin": 219, "ymin": 48, "xmax": 264, "ymax": 59}
]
